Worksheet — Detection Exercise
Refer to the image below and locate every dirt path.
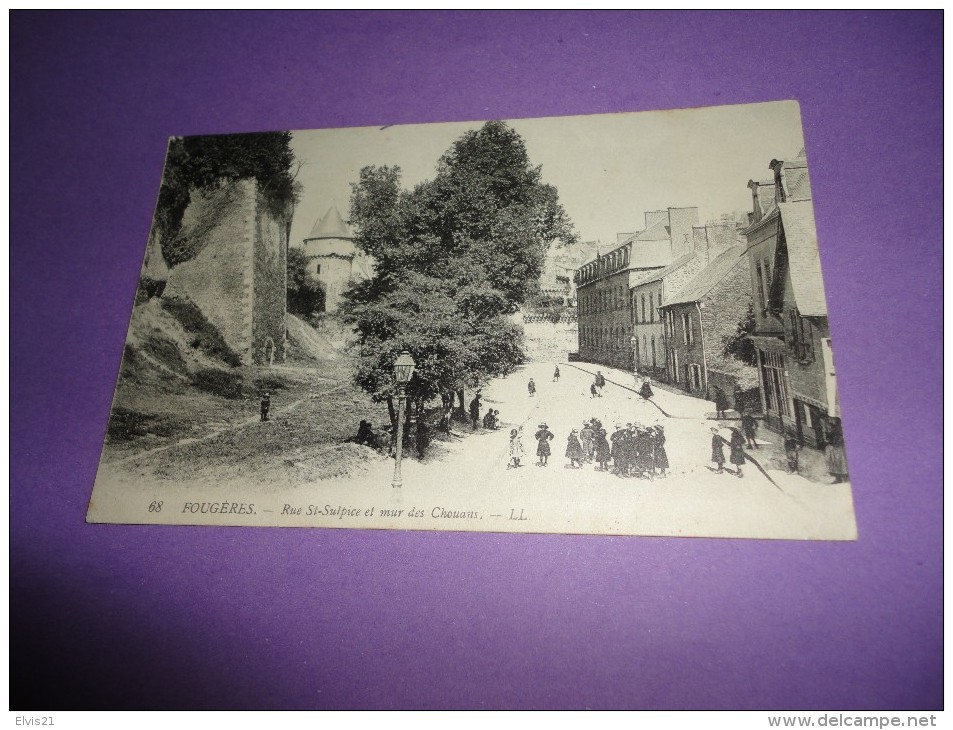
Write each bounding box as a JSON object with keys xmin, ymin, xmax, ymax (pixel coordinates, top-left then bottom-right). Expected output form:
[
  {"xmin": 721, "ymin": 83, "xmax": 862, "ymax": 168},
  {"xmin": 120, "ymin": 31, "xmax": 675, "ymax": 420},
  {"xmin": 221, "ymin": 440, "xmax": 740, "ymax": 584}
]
[{"xmin": 108, "ymin": 382, "xmax": 351, "ymax": 468}]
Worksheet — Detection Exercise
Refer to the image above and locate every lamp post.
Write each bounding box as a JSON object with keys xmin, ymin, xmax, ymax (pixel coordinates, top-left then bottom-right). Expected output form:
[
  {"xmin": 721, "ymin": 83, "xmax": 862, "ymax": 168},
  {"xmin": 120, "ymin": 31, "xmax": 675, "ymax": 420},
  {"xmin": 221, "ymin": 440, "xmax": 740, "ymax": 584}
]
[
  {"xmin": 630, "ymin": 336, "xmax": 638, "ymax": 387},
  {"xmin": 391, "ymin": 350, "xmax": 416, "ymax": 488}
]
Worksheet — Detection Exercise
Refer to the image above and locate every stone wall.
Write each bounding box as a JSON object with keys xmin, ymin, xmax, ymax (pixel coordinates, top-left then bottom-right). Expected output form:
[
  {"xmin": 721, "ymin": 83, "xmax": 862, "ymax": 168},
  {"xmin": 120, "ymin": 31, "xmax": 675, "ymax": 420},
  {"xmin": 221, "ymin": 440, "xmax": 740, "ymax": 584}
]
[
  {"xmin": 164, "ymin": 178, "xmax": 288, "ymax": 366},
  {"xmin": 698, "ymin": 258, "xmax": 754, "ymax": 376},
  {"xmin": 164, "ymin": 179, "xmax": 254, "ymax": 360},
  {"xmin": 252, "ymin": 187, "xmax": 288, "ymax": 365}
]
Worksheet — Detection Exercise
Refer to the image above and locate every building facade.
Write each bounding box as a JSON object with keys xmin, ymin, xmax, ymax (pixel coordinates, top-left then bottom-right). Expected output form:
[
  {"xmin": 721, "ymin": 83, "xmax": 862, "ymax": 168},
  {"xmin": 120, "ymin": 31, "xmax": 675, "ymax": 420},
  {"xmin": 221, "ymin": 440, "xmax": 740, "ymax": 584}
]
[
  {"xmin": 630, "ymin": 220, "xmax": 738, "ymax": 378},
  {"xmin": 744, "ymin": 152, "xmax": 838, "ymax": 447},
  {"xmin": 575, "ymin": 207, "xmax": 700, "ymax": 369},
  {"xmin": 576, "ymin": 242, "xmax": 640, "ymax": 369},
  {"xmin": 660, "ymin": 245, "xmax": 754, "ymax": 401}
]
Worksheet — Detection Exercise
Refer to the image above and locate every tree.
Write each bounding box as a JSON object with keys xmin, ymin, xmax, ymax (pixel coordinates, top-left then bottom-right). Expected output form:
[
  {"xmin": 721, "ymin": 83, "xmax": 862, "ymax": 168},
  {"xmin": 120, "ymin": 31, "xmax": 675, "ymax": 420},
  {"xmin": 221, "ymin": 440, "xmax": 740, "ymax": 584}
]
[
  {"xmin": 286, "ymin": 248, "xmax": 326, "ymax": 319},
  {"xmin": 722, "ymin": 303, "xmax": 758, "ymax": 366},
  {"xmin": 340, "ymin": 121, "xmax": 575, "ymax": 428}
]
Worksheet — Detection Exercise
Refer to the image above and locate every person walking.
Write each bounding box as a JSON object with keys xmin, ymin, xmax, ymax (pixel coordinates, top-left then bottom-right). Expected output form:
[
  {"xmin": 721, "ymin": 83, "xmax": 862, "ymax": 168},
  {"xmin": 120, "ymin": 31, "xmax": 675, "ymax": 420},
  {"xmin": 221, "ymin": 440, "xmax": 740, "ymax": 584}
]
[
  {"xmin": 652, "ymin": 424, "xmax": 669, "ymax": 477},
  {"xmin": 728, "ymin": 427, "xmax": 746, "ymax": 477},
  {"xmin": 714, "ymin": 386, "xmax": 730, "ymax": 420},
  {"xmin": 507, "ymin": 428, "xmax": 525, "ymax": 469},
  {"xmin": 535, "ymin": 423, "xmax": 554, "ymax": 466},
  {"xmin": 593, "ymin": 427, "xmax": 611, "ymax": 471},
  {"xmin": 553, "ymin": 366, "xmax": 560, "ymax": 382},
  {"xmin": 590, "ymin": 382, "xmax": 599, "ymax": 398},
  {"xmin": 528, "ymin": 378, "xmax": 537, "ymax": 398},
  {"xmin": 260, "ymin": 392, "xmax": 271, "ymax": 422},
  {"xmin": 469, "ymin": 390, "xmax": 482, "ymax": 429},
  {"xmin": 595, "ymin": 371, "xmax": 606, "ymax": 394},
  {"xmin": 710, "ymin": 427, "xmax": 726, "ymax": 473},
  {"xmin": 565, "ymin": 429, "xmax": 584, "ymax": 468},
  {"xmin": 580, "ymin": 421, "xmax": 595, "ymax": 462},
  {"xmin": 783, "ymin": 431, "xmax": 801, "ymax": 474},
  {"xmin": 741, "ymin": 410, "xmax": 759, "ymax": 449},
  {"xmin": 634, "ymin": 425, "xmax": 654, "ymax": 479},
  {"xmin": 610, "ymin": 424, "xmax": 627, "ymax": 476}
]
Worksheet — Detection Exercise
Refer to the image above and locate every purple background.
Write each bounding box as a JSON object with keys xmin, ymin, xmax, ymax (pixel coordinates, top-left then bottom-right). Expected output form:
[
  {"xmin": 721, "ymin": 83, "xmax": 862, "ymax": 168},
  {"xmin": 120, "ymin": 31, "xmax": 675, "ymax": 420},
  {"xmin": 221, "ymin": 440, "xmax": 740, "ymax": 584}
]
[{"xmin": 10, "ymin": 11, "xmax": 942, "ymax": 710}]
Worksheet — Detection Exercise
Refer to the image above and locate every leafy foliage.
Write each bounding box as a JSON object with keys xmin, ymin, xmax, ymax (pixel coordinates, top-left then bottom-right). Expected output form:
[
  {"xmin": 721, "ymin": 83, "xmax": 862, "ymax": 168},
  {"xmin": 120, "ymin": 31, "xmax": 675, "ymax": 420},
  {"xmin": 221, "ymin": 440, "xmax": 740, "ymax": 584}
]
[
  {"xmin": 341, "ymin": 121, "xmax": 575, "ymax": 408},
  {"xmin": 153, "ymin": 131, "xmax": 299, "ymax": 265},
  {"xmin": 722, "ymin": 302, "xmax": 758, "ymax": 366},
  {"xmin": 287, "ymin": 247, "xmax": 326, "ymax": 318}
]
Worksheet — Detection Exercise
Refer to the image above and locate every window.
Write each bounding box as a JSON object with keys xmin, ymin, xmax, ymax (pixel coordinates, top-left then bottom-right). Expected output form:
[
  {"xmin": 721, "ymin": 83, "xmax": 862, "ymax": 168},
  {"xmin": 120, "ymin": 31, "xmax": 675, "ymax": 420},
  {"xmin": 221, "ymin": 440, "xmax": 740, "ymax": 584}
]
[
  {"xmin": 760, "ymin": 350, "xmax": 791, "ymax": 417},
  {"xmin": 649, "ymin": 293, "xmax": 655, "ymax": 322},
  {"xmin": 651, "ymin": 336, "xmax": 657, "ymax": 368},
  {"xmin": 682, "ymin": 312, "xmax": 694, "ymax": 346},
  {"xmin": 755, "ymin": 261, "xmax": 766, "ymax": 312},
  {"xmin": 789, "ymin": 309, "xmax": 815, "ymax": 362},
  {"xmin": 641, "ymin": 295, "xmax": 647, "ymax": 322},
  {"xmin": 316, "ymin": 263, "xmax": 322, "ymax": 275}
]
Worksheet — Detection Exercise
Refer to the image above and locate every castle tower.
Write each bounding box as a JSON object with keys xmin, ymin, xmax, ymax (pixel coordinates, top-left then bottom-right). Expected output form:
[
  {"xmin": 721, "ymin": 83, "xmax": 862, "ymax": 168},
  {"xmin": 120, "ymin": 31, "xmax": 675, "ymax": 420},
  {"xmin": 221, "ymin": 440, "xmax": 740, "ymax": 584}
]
[{"xmin": 301, "ymin": 206, "xmax": 366, "ymax": 313}]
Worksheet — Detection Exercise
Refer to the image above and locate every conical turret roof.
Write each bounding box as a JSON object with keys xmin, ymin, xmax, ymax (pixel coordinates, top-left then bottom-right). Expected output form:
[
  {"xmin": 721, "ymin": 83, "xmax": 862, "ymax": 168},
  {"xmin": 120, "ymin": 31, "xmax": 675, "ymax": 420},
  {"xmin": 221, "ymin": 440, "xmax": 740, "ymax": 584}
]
[{"xmin": 306, "ymin": 206, "xmax": 353, "ymax": 241}]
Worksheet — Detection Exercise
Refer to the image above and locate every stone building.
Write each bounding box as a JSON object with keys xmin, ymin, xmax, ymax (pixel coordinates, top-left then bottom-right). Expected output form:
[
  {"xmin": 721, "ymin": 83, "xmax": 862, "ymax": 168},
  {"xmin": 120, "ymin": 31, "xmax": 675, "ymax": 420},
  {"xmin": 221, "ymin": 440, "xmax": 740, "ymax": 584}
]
[
  {"xmin": 630, "ymin": 221, "xmax": 737, "ymax": 378},
  {"xmin": 575, "ymin": 208, "xmax": 699, "ymax": 369},
  {"xmin": 163, "ymin": 178, "xmax": 288, "ymax": 366},
  {"xmin": 659, "ymin": 245, "xmax": 754, "ymax": 400},
  {"xmin": 744, "ymin": 151, "xmax": 839, "ymax": 447},
  {"xmin": 300, "ymin": 206, "xmax": 373, "ymax": 313}
]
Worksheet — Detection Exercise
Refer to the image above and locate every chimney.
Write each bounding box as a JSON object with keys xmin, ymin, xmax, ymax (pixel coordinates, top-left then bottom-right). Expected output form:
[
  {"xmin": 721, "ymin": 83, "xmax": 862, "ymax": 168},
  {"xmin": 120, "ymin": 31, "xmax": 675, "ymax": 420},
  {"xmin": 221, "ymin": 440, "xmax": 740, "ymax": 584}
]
[
  {"xmin": 668, "ymin": 207, "xmax": 700, "ymax": 259},
  {"xmin": 644, "ymin": 210, "xmax": 668, "ymax": 229},
  {"xmin": 747, "ymin": 180, "xmax": 763, "ymax": 223},
  {"xmin": 770, "ymin": 159, "xmax": 787, "ymax": 204},
  {"xmin": 706, "ymin": 223, "xmax": 736, "ymax": 256}
]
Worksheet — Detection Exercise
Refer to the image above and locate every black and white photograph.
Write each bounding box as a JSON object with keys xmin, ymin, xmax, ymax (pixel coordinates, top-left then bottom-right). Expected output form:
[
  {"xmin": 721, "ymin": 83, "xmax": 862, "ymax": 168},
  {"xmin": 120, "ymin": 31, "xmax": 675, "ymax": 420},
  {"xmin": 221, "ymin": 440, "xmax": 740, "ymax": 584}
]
[{"xmin": 86, "ymin": 100, "xmax": 857, "ymax": 539}]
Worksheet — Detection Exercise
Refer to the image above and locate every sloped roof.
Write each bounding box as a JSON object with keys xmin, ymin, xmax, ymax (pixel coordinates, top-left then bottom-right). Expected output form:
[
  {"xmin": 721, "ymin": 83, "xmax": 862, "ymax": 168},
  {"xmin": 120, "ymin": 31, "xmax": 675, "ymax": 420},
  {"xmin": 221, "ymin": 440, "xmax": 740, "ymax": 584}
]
[
  {"xmin": 631, "ymin": 218, "xmax": 671, "ymax": 242},
  {"xmin": 632, "ymin": 252, "xmax": 697, "ymax": 288},
  {"xmin": 664, "ymin": 246, "xmax": 746, "ymax": 306},
  {"xmin": 779, "ymin": 202, "xmax": 827, "ymax": 316},
  {"xmin": 306, "ymin": 206, "xmax": 353, "ymax": 240}
]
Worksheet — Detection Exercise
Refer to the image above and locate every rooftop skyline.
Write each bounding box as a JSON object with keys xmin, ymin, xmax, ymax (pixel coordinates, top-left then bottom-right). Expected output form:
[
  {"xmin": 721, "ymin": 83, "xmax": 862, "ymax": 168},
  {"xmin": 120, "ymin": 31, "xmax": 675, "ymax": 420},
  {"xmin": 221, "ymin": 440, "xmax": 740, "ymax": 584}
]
[{"xmin": 288, "ymin": 101, "xmax": 807, "ymax": 252}]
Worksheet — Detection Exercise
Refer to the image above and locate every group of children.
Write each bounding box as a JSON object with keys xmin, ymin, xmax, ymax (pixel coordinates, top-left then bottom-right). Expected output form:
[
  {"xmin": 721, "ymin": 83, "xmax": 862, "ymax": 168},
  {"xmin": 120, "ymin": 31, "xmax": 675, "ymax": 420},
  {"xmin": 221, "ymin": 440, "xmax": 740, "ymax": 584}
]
[{"xmin": 506, "ymin": 419, "xmax": 669, "ymax": 478}]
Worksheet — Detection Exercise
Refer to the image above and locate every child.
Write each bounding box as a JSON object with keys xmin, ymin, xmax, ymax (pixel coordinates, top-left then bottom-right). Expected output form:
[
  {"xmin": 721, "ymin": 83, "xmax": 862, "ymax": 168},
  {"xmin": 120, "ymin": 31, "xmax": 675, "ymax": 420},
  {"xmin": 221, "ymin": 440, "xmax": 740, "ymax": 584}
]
[
  {"xmin": 508, "ymin": 429, "xmax": 524, "ymax": 469},
  {"xmin": 784, "ymin": 432, "xmax": 801, "ymax": 474},
  {"xmin": 566, "ymin": 429, "xmax": 584, "ymax": 468},
  {"xmin": 535, "ymin": 423, "xmax": 554, "ymax": 466}
]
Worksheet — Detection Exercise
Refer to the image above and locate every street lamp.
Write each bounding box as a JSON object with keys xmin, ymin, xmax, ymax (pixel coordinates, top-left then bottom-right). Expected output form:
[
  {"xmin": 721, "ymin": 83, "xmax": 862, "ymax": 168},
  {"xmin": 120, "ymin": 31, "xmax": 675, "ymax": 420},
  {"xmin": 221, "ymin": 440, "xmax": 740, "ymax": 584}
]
[
  {"xmin": 392, "ymin": 350, "xmax": 416, "ymax": 488},
  {"xmin": 630, "ymin": 335, "xmax": 638, "ymax": 385}
]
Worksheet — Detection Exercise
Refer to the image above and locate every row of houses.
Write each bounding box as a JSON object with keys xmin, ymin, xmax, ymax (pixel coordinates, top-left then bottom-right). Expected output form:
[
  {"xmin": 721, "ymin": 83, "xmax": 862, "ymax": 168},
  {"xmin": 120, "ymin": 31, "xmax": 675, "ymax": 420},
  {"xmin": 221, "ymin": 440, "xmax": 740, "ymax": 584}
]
[{"xmin": 574, "ymin": 150, "xmax": 840, "ymax": 448}]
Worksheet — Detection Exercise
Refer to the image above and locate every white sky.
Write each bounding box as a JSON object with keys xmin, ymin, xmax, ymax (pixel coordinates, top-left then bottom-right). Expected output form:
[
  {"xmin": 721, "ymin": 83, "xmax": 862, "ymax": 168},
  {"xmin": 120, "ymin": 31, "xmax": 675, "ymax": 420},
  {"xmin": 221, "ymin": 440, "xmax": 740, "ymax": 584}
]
[{"xmin": 289, "ymin": 100, "xmax": 806, "ymax": 248}]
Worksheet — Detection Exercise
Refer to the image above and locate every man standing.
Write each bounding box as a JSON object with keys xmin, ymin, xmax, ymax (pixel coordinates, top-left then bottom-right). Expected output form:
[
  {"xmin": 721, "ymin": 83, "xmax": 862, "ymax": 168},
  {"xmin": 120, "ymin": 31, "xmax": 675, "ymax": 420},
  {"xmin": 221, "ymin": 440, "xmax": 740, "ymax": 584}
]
[
  {"xmin": 469, "ymin": 390, "xmax": 482, "ymax": 429},
  {"xmin": 260, "ymin": 392, "xmax": 271, "ymax": 422},
  {"xmin": 595, "ymin": 371, "xmax": 606, "ymax": 395},
  {"xmin": 714, "ymin": 386, "xmax": 730, "ymax": 420},
  {"xmin": 741, "ymin": 410, "xmax": 759, "ymax": 449}
]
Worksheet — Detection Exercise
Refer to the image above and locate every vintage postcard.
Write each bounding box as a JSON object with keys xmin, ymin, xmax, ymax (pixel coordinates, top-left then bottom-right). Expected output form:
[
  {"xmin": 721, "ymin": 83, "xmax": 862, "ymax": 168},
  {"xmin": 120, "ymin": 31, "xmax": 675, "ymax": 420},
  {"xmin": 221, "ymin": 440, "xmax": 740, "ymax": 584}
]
[{"xmin": 86, "ymin": 101, "xmax": 857, "ymax": 539}]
